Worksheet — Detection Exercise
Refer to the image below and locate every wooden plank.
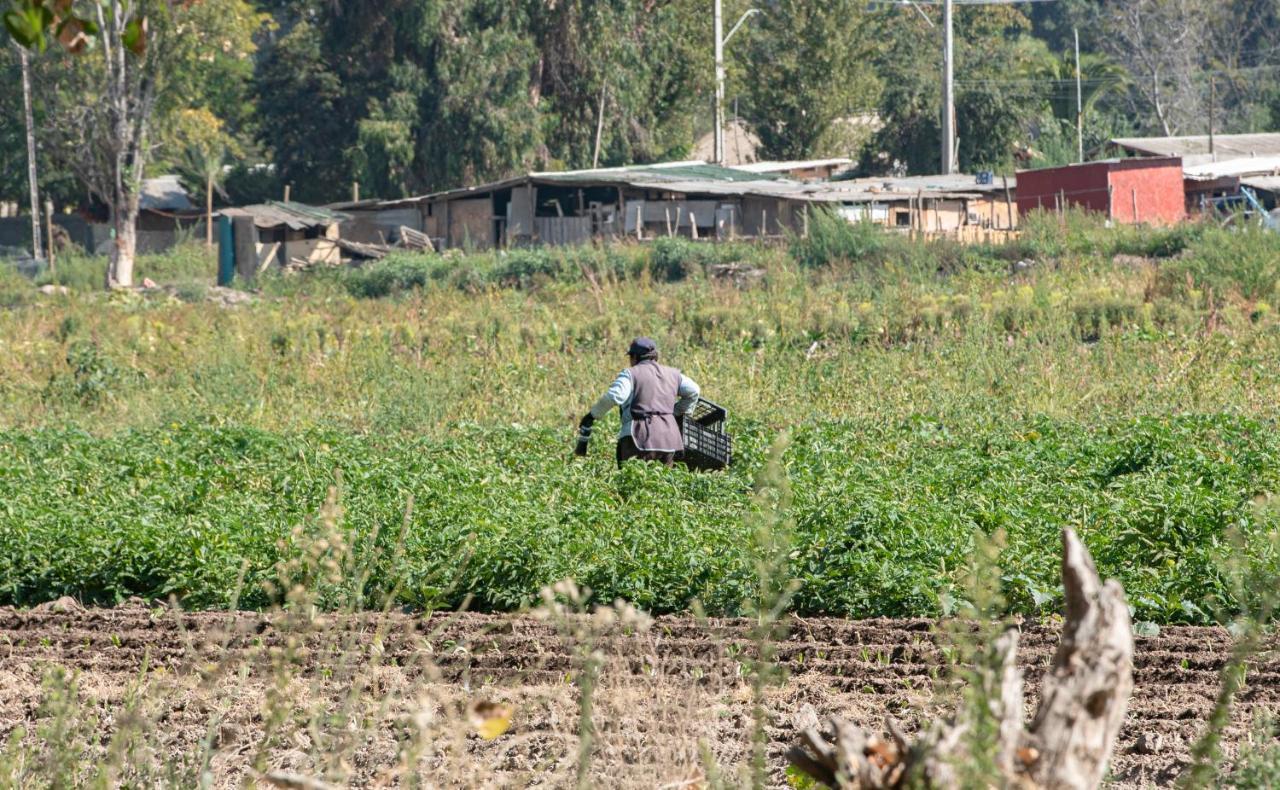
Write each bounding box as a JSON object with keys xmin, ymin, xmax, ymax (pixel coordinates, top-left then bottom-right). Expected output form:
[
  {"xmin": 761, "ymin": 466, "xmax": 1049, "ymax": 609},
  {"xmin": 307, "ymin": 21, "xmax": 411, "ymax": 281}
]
[{"xmin": 232, "ymin": 216, "xmax": 257, "ymax": 281}]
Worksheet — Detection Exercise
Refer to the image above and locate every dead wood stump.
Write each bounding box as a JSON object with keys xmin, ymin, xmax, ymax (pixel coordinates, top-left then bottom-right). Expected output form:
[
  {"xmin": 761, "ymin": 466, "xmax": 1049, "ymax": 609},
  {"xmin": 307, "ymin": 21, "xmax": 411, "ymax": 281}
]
[{"xmin": 788, "ymin": 528, "xmax": 1134, "ymax": 789}]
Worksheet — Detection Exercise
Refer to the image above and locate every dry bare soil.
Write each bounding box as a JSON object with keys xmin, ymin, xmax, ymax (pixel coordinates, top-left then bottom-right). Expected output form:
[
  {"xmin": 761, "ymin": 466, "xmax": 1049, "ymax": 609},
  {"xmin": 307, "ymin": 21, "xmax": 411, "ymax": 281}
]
[{"xmin": 0, "ymin": 604, "xmax": 1273, "ymax": 787}]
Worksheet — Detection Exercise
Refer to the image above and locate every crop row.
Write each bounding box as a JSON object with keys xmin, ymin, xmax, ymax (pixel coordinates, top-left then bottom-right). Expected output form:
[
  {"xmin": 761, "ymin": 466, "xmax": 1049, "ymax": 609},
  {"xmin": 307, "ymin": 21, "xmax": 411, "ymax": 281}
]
[{"xmin": 1, "ymin": 415, "xmax": 1276, "ymax": 623}]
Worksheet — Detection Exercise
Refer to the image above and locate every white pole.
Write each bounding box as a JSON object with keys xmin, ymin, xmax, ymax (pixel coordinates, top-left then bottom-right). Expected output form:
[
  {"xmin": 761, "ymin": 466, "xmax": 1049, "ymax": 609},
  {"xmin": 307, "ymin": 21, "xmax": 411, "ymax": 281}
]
[
  {"xmin": 19, "ymin": 46, "xmax": 44, "ymax": 261},
  {"xmin": 714, "ymin": 0, "xmax": 725, "ymax": 164},
  {"xmin": 1074, "ymin": 27, "xmax": 1084, "ymax": 164},
  {"xmin": 941, "ymin": 0, "xmax": 956, "ymax": 174}
]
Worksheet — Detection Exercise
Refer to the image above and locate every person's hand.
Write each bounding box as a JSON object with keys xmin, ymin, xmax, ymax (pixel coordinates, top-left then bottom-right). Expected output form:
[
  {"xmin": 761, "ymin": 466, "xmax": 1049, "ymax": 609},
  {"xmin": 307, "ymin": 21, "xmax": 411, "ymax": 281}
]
[{"xmin": 574, "ymin": 414, "xmax": 594, "ymax": 457}]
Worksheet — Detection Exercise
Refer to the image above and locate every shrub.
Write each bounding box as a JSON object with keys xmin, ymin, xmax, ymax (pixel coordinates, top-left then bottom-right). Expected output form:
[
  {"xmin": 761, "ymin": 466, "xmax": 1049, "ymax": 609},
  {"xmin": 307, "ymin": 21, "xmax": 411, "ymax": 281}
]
[
  {"xmin": 492, "ymin": 248, "xmax": 568, "ymax": 287},
  {"xmin": 646, "ymin": 238, "xmax": 716, "ymax": 282},
  {"xmin": 41, "ymin": 340, "xmax": 129, "ymax": 406},
  {"xmin": 790, "ymin": 208, "xmax": 888, "ymax": 269},
  {"xmin": 343, "ymin": 253, "xmax": 441, "ymax": 297},
  {"xmin": 1159, "ymin": 225, "xmax": 1280, "ymax": 301}
]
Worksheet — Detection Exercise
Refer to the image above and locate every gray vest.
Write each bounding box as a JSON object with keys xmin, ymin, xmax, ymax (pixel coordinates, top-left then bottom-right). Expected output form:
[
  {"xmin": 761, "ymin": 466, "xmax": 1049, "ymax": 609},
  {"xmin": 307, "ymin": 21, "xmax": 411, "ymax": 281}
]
[{"xmin": 628, "ymin": 361, "xmax": 684, "ymax": 452}]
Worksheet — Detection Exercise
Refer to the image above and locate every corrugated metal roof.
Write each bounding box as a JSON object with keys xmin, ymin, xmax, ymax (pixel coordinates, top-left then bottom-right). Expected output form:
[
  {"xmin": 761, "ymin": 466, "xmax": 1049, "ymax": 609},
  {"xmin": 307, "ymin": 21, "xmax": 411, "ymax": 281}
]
[
  {"xmin": 534, "ymin": 162, "xmax": 781, "ymax": 184},
  {"xmin": 377, "ymin": 163, "xmax": 1011, "ymax": 209},
  {"xmin": 380, "ymin": 161, "xmax": 783, "ymax": 206},
  {"xmin": 1111, "ymin": 134, "xmax": 1280, "ymax": 160},
  {"xmin": 1242, "ymin": 175, "xmax": 1280, "ymax": 193},
  {"xmin": 219, "ymin": 201, "xmax": 349, "ymax": 230},
  {"xmin": 731, "ymin": 158, "xmax": 853, "ymax": 174},
  {"xmin": 1184, "ymin": 156, "xmax": 1280, "ymax": 181},
  {"xmin": 796, "ymin": 173, "xmax": 1016, "ymax": 202},
  {"xmin": 141, "ymin": 175, "xmax": 196, "ymax": 212}
]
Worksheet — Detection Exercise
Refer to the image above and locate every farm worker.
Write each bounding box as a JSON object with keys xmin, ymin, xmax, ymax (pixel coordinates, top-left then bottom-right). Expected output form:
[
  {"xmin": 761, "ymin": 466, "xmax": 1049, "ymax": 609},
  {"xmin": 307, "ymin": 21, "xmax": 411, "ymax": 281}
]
[{"xmin": 576, "ymin": 337, "xmax": 700, "ymax": 467}]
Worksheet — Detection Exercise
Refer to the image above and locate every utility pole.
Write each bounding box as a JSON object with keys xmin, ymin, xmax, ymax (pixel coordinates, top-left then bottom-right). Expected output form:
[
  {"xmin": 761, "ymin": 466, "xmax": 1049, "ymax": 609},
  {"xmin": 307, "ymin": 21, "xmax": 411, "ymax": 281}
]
[
  {"xmin": 941, "ymin": 0, "xmax": 956, "ymax": 174},
  {"xmin": 893, "ymin": 0, "xmax": 1063, "ymax": 175},
  {"xmin": 1074, "ymin": 27, "xmax": 1083, "ymax": 163},
  {"xmin": 714, "ymin": 0, "xmax": 725, "ymax": 164},
  {"xmin": 1208, "ymin": 75, "xmax": 1216, "ymax": 159},
  {"xmin": 18, "ymin": 45, "xmax": 44, "ymax": 261},
  {"xmin": 712, "ymin": 3, "xmax": 760, "ymax": 165}
]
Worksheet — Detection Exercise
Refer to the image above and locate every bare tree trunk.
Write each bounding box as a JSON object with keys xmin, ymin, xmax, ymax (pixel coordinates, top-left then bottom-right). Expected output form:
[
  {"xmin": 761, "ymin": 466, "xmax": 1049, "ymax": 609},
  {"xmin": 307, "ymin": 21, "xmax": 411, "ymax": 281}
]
[
  {"xmin": 788, "ymin": 528, "xmax": 1134, "ymax": 790},
  {"xmin": 18, "ymin": 45, "xmax": 44, "ymax": 261},
  {"xmin": 1026, "ymin": 530, "xmax": 1134, "ymax": 789}
]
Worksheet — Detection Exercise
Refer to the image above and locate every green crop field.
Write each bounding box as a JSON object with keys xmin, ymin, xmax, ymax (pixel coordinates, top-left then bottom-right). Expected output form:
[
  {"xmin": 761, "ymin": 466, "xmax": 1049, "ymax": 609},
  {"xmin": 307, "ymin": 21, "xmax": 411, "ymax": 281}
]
[{"xmin": 3, "ymin": 211, "xmax": 1280, "ymax": 624}]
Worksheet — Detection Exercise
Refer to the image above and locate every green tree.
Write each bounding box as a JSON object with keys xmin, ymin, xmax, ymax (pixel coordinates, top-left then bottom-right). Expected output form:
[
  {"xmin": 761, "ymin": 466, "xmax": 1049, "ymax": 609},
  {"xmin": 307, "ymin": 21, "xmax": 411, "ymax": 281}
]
[
  {"xmin": 741, "ymin": 0, "xmax": 882, "ymax": 160},
  {"xmin": 252, "ymin": 0, "xmax": 710, "ymax": 200},
  {"xmin": 346, "ymin": 63, "xmax": 422, "ymax": 200},
  {"xmin": 417, "ymin": 2, "xmax": 541, "ymax": 189},
  {"xmin": 253, "ymin": 19, "xmax": 347, "ymax": 202},
  {"xmin": 171, "ymin": 108, "xmax": 233, "ymax": 247},
  {"xmin": 530, "ymin": 0, "xmax": 706, "ymax": 169},
  {"xmin": 867, "ymin": 5, "xmax": 1048, "ymax": 174}
]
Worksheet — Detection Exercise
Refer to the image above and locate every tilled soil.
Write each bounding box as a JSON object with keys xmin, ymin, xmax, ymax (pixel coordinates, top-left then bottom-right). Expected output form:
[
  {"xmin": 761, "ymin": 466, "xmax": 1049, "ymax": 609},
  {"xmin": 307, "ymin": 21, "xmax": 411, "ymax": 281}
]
[{"xmin": 0, "ymin": 603, "xmax": 1274, "ymax": 787}]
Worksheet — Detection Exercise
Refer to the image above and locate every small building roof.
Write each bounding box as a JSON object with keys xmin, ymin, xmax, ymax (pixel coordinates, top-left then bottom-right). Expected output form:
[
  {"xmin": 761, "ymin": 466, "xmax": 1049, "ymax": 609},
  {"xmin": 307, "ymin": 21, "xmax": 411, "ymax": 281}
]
[
  {"xmin": 1184, "ymin": 156, "xmax": 1280, "ymax": 181},
  {"xmin": 1017, "ymin": 156, "xmax": 1183, "ymax": 171},
  {"xmin": 218, "ymin": 201, "xmax": 349, "ymax": 230},
  {"xmin": 1110, "ymin": 133, "xmax": 1280, "ymax": 162},
  {"xmin": 380, "ymin": 161, "xmax": 790, "ymax": 207},
  {"xmin": 141, "ymin": 175, "xmax": 196, "ymax": 213},
  {"xmin": 1242, "ymin": 175, "xmax": 1280, "ymax": 194},
  {"xmin": 796, "ymin": 172, "xmax": 1016, "ymax": 203},
  {"xmin": 377, "ymin": 161, "xmax": 1016, "ymax": 210},
  {"xmin": 732, "ymin": 158, "xmax": 853, "ymax": 174}
]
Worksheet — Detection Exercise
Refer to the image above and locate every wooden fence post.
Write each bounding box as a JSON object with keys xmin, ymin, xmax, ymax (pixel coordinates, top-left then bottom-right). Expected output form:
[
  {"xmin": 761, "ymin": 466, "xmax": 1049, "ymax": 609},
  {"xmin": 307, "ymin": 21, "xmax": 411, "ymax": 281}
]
[
  {"xmin": 1003, "ymin": 176, "xmax": 1015, "ymax": 230},
  {"xmin": 44, "ymin": 199, "xmax": 56, "ymax": 273}
]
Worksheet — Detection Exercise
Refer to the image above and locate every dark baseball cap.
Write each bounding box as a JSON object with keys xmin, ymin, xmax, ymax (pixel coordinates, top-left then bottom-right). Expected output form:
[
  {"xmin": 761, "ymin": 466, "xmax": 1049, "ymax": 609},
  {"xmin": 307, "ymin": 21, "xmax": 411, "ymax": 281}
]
[{"xmin": 627, "ymin": 337, "xmax": 658, "ymax": 357}]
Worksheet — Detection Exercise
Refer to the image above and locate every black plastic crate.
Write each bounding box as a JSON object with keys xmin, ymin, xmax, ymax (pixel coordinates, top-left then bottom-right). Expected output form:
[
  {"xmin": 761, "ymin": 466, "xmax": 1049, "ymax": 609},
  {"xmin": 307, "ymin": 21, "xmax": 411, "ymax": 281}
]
[
  {"xmin": 681, "ymin": 420, "xmax": 732, "ymax": 470},
  {"xmin": 680, "ymin": 398, "xmax": 732, "ymax": 470},
  {"xmin": 686, "ymin": 398, "xmax": 728, "ymax": 430}
]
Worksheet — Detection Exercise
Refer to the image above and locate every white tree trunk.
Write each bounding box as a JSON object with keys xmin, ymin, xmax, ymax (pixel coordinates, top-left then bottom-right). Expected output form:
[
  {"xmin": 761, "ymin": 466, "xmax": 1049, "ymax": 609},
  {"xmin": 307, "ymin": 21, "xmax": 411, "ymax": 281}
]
[
  {"xmin": 109, "ymin": 194, "xmax": 138, "ymax": 288},
  {"xmin": 19, "ymin": 45, "xmax": 44, "ymax": 261}
]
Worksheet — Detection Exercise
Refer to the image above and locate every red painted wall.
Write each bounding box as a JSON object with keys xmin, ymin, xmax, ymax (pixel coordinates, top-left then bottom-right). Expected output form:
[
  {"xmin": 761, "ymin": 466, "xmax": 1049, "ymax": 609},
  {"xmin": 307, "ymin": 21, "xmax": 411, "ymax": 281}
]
[
  {"xmin": 1107, "ymin": 159, "xmax": 1185, "ymax": 225},
  {"xmin": 1016, "ymin": 157, "xmax": 1185, "ymax": 226},
  {"xmin": 1017, "ymin": 161, "xmax": 1112, "ymax": 216}
]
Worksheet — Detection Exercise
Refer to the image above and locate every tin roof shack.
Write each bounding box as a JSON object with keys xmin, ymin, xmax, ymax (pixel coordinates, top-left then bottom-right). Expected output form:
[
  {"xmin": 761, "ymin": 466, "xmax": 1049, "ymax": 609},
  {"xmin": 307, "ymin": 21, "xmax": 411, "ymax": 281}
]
[
  {"xmin": 382, "ymin": 162, "xmax": 815, "ymax": 250},
  {"xmin": 1108, "ymin": 133, "xmax": 1280, "ymax": 165},
  {"xmin": 133, "ymin": 175, "xmax": 207, "ymax": 252},
  {"xmin": 325, "ymin": 199, "xmax": 426, "ymax": 247},
  {"xmin": 1, "ymin": 175, "xmax": 204, "ymax": 257},
  {"xmin": 799, "ymin": 173, "xmax": 1020, "ymax": 237},
  {"xmin": 1183, "ymin": 157, "xmax": 1280, "ymax": 213},
  {"xmin": 1016, "ymin": 158, "xmax": 1185, "ymax": 226},
  {"xmin": 218, "ymin": 201, "xmax": 349, "ymax": 280}
]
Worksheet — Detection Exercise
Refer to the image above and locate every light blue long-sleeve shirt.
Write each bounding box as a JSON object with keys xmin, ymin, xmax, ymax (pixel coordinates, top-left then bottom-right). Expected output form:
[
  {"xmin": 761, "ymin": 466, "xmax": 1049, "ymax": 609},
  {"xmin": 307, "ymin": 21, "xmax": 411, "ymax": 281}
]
[{"xmin": 589, "ymin": 368, "xmax": 700, "ymax": 440}]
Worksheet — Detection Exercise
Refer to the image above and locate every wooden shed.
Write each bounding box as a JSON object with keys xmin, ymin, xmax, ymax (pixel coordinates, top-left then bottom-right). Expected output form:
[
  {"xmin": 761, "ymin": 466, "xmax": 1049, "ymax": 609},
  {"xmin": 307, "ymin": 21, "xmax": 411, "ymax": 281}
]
[
  {"xmin": 217, "ymin": 201, "xmax": 350, "ymax": 281},
  {"xmin": 377, "ymin": 162, "xmax": 814, "ymax": 251}
]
